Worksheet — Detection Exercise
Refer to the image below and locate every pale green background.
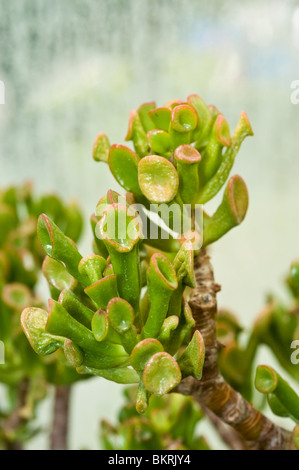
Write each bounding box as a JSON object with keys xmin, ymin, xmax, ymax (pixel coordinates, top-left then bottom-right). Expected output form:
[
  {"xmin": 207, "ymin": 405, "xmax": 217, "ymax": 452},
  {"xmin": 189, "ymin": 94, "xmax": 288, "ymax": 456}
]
[{"xmin": 1, "ymin": 0, "xmax": 299, "ymax": 449}]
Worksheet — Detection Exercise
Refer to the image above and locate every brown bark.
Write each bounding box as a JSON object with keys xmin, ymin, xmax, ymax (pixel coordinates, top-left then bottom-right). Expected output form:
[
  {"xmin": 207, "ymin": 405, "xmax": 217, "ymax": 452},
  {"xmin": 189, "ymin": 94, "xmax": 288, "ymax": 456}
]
[
  {"xmin": 176, "ymin": 250, "xmax": 295, "ymax": 450},
  {"xmin": 202, "ymin": 405, "xmax": 248, "ymax": 450},
  {"xmin": 50, "ymin": 385, "xmax": 71, "ymax": 450}
]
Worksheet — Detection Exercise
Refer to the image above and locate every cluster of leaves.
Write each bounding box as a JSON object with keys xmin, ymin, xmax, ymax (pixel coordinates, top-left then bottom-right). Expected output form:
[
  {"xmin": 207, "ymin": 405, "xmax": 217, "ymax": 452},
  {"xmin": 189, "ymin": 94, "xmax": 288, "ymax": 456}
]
[
  {"xmin": 216, "ymin": 260, "xmax": 299, "ymax": 448},
  {"xmin": 0, "ymin": 183, "xmax": 83, "ymax": 448},
  {"xmin": 21, "ymin": 94, "xmax": 253, "ymax": 416},
  {"xmin": 5, "ymin": 94, "xmax": 299, "ymax": 450},
  {"xmin": 101, "ymin": 388, "xmax": 209, "ymax": 450},
  {"xmin": 21, "ymin": 203, "xmax": 204, "ymax": 414},
  {"xmin": 93, "ymin": 93, "xmax": 253, "ymax": 249}
]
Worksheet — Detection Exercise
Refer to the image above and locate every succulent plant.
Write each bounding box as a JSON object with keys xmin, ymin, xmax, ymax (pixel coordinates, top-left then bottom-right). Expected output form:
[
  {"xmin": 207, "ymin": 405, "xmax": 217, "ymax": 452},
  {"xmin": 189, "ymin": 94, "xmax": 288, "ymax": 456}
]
[
  {"xmin": 0, "ymin": 182, "xmax": 83, "ymax": 449},
  {"xmin": 21, "ymin": 95, "xmax": 253, "ymax": 418},
  {"xmin": 21, "ymin": 209, "xmax": 202, "ymax": 413},
  {"xmin": 21, "ymin": 94, "xmax": 298, "ymax": 450}
]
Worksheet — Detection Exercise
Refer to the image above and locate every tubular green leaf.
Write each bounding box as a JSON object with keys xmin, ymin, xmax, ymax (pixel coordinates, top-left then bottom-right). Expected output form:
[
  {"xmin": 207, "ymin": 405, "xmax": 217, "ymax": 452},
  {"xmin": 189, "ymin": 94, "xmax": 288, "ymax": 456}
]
[
  {"xmin": 255, "ymin": 365, "xmax": 299, "ymax": 421},
  {"xmin": 142, "ymin": 253, "xmax": 178, "ymax": 339},
  {"xmin": 197, "ymin": 111, "xmax": 253, "ymax": 203},
  {"xmin": 202, "ymin": 175, "xmax": 249, "ymax": 246},
  {"xmin": 97, "ymin": 204, "xmax": 143, "ymax": 311},
  {"xmin": 174, "ymin": 145, "xmax": 201, "ymax": 204},
  {"xmin": 37, "ymin": 214, "xmax": 88, "ymax": 286}
]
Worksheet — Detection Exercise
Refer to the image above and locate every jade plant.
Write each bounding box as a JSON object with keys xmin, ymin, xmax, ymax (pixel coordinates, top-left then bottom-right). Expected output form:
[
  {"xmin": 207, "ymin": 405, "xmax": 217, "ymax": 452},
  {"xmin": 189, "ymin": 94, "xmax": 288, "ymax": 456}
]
[
  {"xmin": 21, "ymin": 94, "xmax": 298, "ymax": 450},
  {"xmin": 0, "ymin": 183, "xmax": 83, "ymax": 449}
]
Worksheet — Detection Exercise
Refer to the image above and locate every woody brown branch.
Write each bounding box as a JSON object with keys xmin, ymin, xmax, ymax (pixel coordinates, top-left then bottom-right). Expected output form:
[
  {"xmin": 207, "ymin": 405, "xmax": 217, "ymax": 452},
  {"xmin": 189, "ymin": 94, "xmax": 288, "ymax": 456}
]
[
  {"xmin": 201, "ymin": 405, "xmax": 248, "ymax": 450},
  {"xmin": 176, "ymin": 250, "xmax": 295, "ymax": 450},
  {"xmin": 50, "ymin": 385, "xmax": 71, "ymax": 450}
]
